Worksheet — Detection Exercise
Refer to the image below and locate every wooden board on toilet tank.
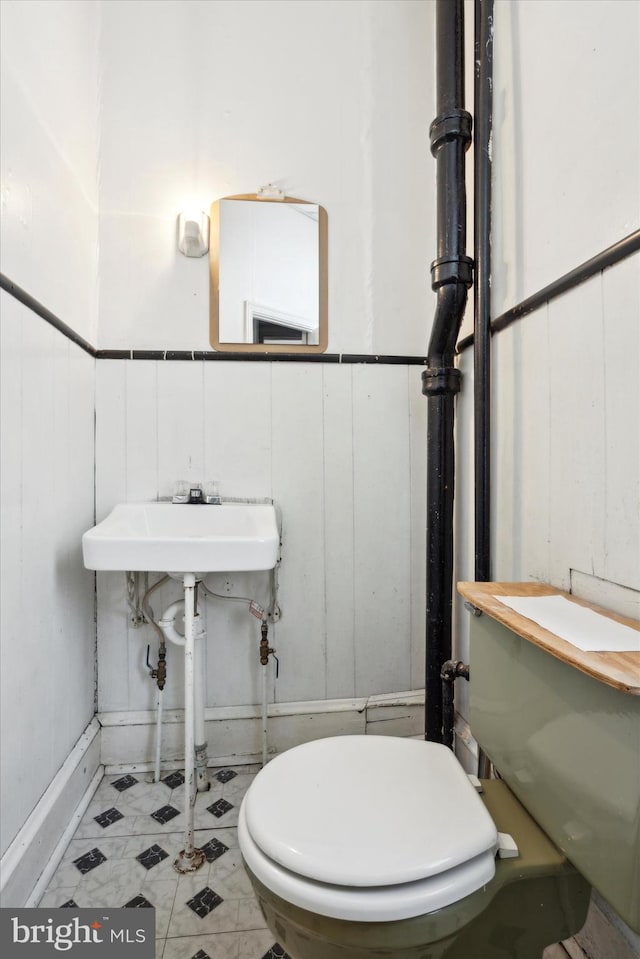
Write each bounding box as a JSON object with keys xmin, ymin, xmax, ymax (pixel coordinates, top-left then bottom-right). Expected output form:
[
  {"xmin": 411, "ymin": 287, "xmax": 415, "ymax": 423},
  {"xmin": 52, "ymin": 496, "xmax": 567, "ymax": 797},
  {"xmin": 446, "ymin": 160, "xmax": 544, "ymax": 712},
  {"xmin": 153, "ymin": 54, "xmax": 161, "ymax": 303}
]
[{"xmin": 459, "ymin": 582, "xmax": 640, "ymax": 934}]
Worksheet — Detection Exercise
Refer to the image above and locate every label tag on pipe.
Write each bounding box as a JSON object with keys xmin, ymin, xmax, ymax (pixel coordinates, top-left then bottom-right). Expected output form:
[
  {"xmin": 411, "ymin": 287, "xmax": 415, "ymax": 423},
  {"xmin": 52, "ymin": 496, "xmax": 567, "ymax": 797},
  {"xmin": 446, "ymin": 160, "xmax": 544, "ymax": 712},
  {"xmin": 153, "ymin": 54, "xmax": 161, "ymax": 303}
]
[{"xmin": 249, "ymin": 601, "xmax": 265, "ymax": 619}]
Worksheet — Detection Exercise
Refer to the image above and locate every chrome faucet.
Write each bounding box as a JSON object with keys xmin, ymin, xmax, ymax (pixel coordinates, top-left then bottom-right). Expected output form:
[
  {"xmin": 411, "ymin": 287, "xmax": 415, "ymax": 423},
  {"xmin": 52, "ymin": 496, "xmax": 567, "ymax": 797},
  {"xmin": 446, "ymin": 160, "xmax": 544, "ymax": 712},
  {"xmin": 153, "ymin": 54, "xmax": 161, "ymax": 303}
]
[{"xmin": 172, "ymin": 482, "xmax": 221, "ymax": 505}]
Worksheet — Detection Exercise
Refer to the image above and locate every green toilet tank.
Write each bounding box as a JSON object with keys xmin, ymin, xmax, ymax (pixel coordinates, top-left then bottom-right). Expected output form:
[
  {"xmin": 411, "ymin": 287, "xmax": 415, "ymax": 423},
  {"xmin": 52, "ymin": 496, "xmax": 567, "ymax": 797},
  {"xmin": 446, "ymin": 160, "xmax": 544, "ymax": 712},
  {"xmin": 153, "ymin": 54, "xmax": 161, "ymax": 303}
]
[{"xmin": 458, "ymin": 582, "xmax": 640, "ymax": 934}]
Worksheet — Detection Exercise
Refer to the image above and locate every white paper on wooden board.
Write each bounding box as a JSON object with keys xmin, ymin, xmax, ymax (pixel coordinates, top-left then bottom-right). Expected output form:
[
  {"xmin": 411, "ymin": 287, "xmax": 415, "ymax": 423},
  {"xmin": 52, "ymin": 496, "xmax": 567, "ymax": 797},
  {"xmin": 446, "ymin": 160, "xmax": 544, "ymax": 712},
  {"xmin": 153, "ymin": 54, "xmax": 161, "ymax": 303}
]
[{"xmin": 495, "ymin": 595, "xmax": 640, "ymax": 653}]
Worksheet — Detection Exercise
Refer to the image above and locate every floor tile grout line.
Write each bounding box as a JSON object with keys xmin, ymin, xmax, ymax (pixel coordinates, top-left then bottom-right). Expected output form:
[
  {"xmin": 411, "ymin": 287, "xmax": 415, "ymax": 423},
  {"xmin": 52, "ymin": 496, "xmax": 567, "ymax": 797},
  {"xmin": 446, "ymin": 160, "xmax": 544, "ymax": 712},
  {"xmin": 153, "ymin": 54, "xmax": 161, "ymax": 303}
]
[{"xmin": 39, "ymin": 764, "xmax": 290, "ymax": 959}]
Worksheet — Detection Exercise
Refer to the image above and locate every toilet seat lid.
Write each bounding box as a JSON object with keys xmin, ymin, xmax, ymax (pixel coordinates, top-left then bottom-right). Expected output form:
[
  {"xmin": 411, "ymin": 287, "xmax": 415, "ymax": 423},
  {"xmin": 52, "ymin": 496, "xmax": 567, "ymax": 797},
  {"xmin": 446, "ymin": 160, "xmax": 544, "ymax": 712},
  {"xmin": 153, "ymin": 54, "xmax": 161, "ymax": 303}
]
[{"xmin": 243, "ymin": 736, "xmax": 498, "ymax": 887}]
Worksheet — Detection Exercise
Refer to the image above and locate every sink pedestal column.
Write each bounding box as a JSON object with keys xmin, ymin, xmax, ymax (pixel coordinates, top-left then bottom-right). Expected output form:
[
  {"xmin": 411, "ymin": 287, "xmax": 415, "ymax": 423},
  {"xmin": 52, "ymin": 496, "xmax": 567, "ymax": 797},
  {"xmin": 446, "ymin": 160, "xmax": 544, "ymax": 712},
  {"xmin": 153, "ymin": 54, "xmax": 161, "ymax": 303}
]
[{"xmin": 174, "ymin": 572, "xmax": 206, "ymax": 873}]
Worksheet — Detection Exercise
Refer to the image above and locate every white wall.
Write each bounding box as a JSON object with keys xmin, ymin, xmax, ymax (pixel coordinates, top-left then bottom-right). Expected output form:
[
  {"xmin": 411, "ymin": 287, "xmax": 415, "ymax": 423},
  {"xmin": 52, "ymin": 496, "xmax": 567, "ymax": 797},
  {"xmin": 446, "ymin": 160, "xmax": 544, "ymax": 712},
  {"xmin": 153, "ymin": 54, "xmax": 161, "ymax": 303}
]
[
  {"xmin": 0, "ymin": 1, "xmax": 99, "ymax": 860},
  {"xmin": 96, "ymin": 0, "xmax": 434, "ymax": 354},
  {"xmin": 0, "ymin": 0, "xmax": 100, "ymax": 343},
  {"xmin": 489, "ymin": 0, "xmax": 639, "ymax": 323}
]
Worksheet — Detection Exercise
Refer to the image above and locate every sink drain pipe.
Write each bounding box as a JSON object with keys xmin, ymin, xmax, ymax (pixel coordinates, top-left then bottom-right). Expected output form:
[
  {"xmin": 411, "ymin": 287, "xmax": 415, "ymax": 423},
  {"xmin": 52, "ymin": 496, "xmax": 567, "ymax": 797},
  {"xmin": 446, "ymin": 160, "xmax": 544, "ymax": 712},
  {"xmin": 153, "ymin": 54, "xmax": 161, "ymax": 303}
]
[
  {"xmin": 423, "ymin": 0, "xmax": 473, "ymax": 743},
  {"xmin": 173, "ymin": 574, "xmax": 206, "ymax": 872},
  {"xmin": 158, "ymin": 598, "xmax": 209, "ymax": 793}
]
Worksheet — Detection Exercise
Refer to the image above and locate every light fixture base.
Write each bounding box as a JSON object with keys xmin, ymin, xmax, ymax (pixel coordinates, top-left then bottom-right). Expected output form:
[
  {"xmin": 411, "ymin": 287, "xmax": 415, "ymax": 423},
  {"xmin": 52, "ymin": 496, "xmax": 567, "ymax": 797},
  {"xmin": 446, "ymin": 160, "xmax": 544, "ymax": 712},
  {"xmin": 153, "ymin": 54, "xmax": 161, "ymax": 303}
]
[{"xmin": 177, "ymin": 210, "xmax": 210, "ymax": 257}]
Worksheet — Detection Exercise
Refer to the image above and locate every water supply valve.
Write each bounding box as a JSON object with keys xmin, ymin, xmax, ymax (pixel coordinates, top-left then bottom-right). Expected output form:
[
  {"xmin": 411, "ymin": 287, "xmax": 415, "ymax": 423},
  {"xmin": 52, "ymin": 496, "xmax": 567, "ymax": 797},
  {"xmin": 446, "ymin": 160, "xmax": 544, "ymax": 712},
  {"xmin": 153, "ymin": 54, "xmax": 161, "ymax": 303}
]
[
  {"xmin": 259, "ymin": 621, "xmax": 279, "ymax": 677},
  {"xmin": 146, "ymin": 644, "xmax": 167, "ymax": 690}
]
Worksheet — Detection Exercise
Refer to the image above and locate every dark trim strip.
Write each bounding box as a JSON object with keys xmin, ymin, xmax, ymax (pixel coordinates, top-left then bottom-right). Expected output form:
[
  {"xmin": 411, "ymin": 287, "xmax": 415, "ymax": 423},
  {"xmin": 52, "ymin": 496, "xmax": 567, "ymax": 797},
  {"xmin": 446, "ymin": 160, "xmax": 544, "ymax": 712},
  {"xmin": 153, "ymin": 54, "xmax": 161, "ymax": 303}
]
[
  {"xmin": 99, "ymin": 349, "xmax": 130, "ymax": 359},
  {"xmin": 342, "ymin": 353, "xmax": 427, "ymax": 365},
  {"xmin": 457, "ymin": 229, "xmax": 640, "ymax": 353},
  {"xmin": 96, "ymin": 349, "xmax": 428, "ymax": 365},
  {"xmin": 0, "ymin": 273, "xmax": 97, "ymax": 357}
]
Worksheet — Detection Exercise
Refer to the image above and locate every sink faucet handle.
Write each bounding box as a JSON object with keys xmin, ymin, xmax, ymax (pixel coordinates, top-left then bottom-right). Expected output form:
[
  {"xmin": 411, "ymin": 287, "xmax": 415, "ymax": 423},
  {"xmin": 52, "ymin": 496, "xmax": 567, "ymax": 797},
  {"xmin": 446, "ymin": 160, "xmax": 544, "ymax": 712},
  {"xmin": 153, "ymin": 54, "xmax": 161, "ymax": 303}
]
[
  {"xmin": 172, "ymin": 479, "xmax": 190, "ymax": 504},
  {"xmin": 203, "ymin": 479, "xmax": 221, "ymax": 505}
]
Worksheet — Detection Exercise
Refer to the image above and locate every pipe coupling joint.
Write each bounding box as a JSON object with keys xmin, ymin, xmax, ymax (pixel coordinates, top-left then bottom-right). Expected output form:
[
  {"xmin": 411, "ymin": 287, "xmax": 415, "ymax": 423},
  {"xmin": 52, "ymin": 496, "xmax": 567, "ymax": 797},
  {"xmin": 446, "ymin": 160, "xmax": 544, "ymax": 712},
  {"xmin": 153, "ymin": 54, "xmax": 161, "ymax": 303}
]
[
  {"xmin": 430, "ymin": 255, "xmax": 474, "ymax": 291},
  {"xmin": 441, "ymin": 659, "xmax": 470, "ymax": 682},
  {"xmin": 429, "ymin": 109, "xmax": 473, "ymax": 155},
  {"xmin": 422, "ymin": 367, "xmax": 461, "ymax": 397}
]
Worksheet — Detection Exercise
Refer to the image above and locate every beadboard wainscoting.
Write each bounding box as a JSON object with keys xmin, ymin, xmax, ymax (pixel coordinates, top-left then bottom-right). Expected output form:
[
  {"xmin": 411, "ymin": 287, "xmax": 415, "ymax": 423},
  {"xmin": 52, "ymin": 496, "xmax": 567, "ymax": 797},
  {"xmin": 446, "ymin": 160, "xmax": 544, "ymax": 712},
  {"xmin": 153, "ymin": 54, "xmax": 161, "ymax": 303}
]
[
  {"xmin": 451, "ymin": 256, "xmax": 640, "ymax": 725},
  {"xmin": 0, "ymin": 291, "xmax": 97, "ymax": 870},
  {"xmin": 95, "ymin": 360, "xmax": 428, "ymax": 717}
]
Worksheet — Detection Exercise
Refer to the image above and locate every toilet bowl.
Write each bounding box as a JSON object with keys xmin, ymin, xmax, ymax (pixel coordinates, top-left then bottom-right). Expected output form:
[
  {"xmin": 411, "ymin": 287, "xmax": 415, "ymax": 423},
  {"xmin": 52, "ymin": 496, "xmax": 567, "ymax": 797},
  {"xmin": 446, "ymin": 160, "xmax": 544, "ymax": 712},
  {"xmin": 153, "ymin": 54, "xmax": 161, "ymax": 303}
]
[{"xmin": 238, "ymin": 736, "xmax": 590, "ymax": 959}]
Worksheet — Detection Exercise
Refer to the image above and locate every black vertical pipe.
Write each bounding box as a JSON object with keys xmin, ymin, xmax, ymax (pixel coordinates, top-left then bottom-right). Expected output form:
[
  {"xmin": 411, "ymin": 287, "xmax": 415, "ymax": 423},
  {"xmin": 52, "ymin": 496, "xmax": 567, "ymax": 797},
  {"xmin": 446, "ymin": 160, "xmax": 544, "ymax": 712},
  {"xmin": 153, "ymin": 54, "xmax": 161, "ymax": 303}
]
[
  {"xmin": 474, "ymin": 0, "xmax": 494, "ymax": 583},
  {"xmin": 441, "ymin": 671, "xmax": 456, "ymax": 749},
  {"xmin": 423, "ymin": 0, "xmax": 473, "ymax": 743}
]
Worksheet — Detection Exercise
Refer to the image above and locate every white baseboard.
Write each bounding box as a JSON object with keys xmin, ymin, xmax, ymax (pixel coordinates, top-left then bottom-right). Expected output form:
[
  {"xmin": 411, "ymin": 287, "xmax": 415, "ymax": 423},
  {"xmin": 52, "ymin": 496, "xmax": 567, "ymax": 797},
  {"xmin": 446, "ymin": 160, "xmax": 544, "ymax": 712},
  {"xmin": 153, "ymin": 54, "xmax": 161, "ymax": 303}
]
[
  {"xmin": 0, "ymin": 719, "xmax": 102, "ymax": 907},
  {"xmin": 99, "ymin": 690, "xmax": 425, "ymax": 773}
]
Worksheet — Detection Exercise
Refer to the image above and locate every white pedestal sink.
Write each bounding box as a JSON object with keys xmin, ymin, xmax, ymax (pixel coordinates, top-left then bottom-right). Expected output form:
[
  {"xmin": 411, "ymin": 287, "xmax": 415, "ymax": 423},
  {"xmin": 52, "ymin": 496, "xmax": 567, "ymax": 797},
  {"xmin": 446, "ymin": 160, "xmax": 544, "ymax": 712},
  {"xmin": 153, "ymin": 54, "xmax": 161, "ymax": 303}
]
[{"xmin": 82, "ymin": 501, "xmax": 279, "ymax": 872}]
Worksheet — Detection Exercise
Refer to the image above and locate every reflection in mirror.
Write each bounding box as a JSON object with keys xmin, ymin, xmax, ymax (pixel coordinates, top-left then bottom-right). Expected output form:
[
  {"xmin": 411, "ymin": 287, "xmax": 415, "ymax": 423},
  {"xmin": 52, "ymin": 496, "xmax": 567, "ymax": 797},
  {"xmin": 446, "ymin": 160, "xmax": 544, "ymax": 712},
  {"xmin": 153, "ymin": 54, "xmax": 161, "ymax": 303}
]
[{"xmin": 210, "ymin": 195, "xmax": 328, "ymax": 353}]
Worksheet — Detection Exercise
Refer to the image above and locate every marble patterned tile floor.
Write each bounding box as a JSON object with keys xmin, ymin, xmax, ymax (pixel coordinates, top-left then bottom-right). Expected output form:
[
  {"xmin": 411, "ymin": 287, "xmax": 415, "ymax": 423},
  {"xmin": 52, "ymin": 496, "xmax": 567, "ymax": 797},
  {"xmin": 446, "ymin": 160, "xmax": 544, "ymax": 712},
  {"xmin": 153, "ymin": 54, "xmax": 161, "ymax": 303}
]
[{"xmin": 38, "ymin": 765, "xmax": 290, "ymax": 959}]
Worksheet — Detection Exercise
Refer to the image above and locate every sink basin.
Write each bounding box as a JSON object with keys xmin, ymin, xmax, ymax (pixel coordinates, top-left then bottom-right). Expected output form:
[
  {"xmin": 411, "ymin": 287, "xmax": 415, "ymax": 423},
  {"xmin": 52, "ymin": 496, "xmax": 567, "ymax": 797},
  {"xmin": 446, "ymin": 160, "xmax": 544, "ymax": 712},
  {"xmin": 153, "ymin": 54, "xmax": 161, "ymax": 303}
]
[{"xmin": 82, "ymin": 502, "xmax": 279, "ymax": 573}]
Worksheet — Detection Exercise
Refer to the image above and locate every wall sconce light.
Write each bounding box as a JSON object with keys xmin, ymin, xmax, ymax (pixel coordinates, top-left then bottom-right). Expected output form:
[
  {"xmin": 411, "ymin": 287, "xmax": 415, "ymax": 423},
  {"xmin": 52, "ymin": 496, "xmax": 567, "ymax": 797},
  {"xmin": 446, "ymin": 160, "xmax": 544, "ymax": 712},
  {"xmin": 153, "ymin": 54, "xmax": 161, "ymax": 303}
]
[{"xmin": 177, "ymin": 209, "xmax": 210, "ymax": 257}]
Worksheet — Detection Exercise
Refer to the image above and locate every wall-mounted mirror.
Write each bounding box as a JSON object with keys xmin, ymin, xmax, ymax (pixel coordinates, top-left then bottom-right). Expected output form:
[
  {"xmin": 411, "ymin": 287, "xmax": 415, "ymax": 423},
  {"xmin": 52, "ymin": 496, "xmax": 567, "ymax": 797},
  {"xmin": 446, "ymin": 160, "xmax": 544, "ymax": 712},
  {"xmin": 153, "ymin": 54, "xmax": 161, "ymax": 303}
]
[{"xmin": 210, "ymin": 194, "xmax": 328, "ymax": 353}]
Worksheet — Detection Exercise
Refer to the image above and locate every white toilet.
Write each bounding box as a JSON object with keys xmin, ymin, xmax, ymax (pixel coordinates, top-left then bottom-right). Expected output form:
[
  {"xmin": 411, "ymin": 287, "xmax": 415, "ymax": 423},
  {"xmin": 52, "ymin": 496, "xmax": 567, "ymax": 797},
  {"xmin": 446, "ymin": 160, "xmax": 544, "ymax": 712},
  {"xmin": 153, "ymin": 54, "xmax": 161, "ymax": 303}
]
[
  {"xmin": 238, "ymin": 735, "xmax": 590, "ymax": 959},
  {"xmin": 240, "ymin": 736, "xmax": 497, "ymax": 922}
]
